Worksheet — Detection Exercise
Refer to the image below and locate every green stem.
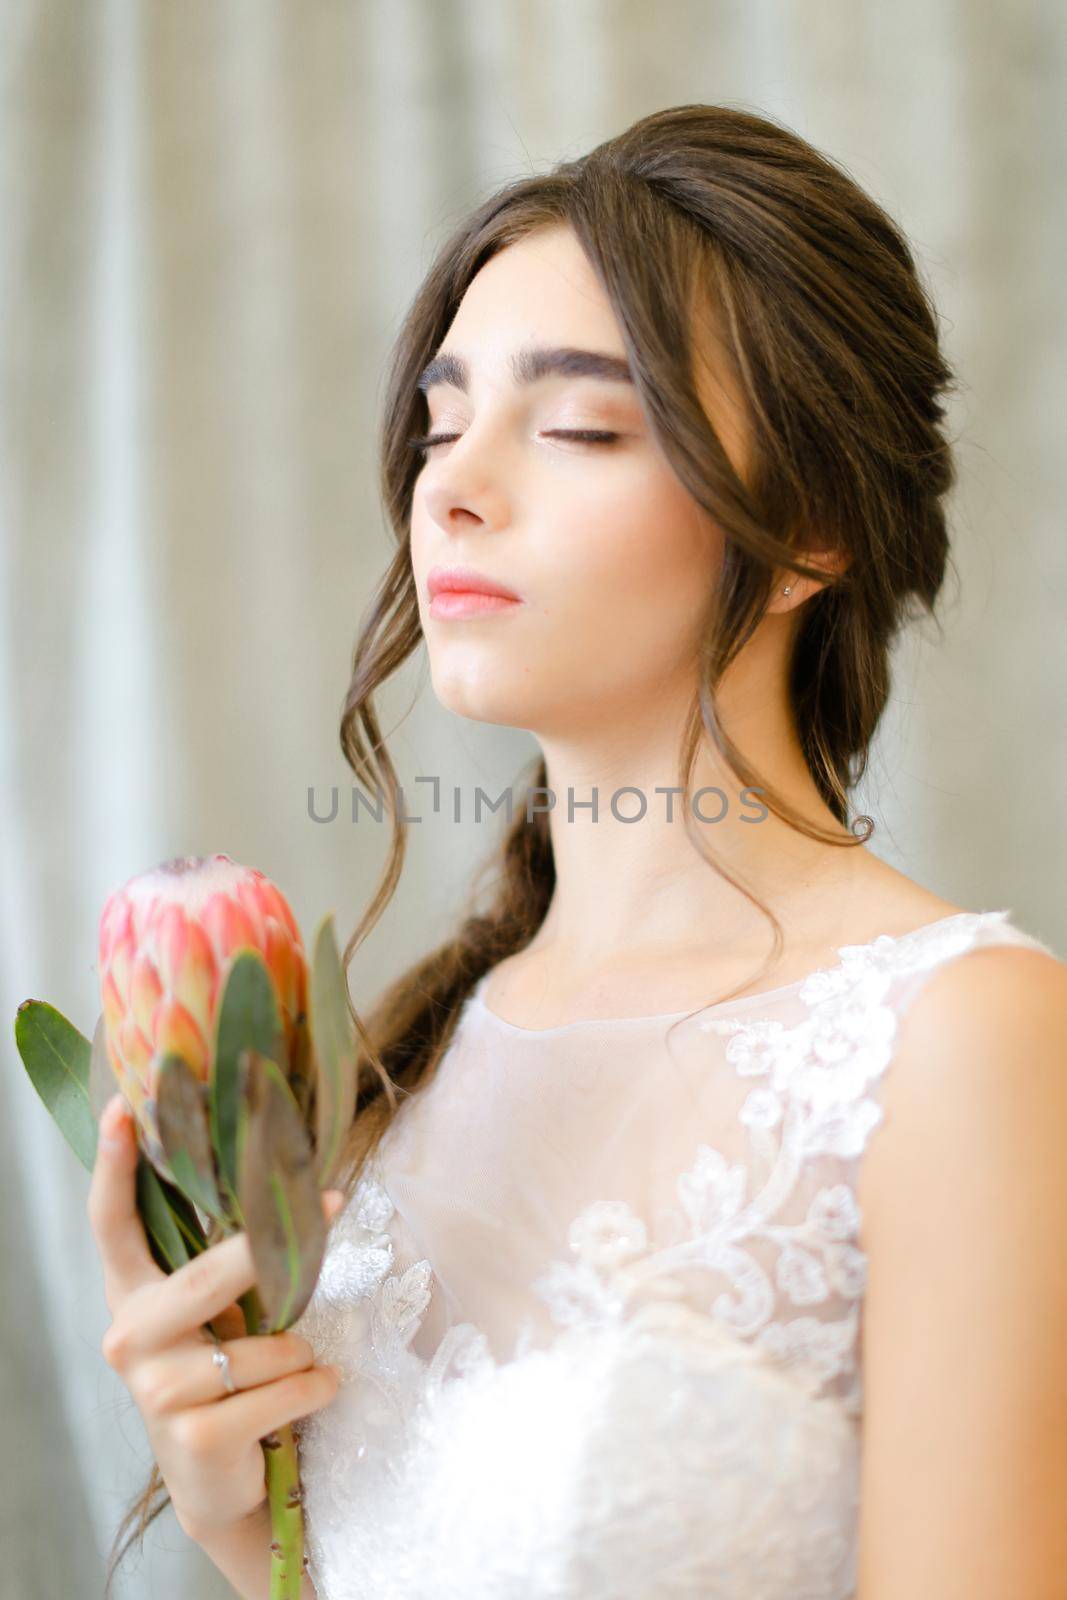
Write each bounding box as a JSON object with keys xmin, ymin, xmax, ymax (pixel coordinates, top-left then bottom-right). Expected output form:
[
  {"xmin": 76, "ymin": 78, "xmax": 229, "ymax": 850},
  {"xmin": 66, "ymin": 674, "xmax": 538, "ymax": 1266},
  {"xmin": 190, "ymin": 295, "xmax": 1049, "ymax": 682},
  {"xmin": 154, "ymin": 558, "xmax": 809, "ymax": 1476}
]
[{"xmin": 238, "ymin": 1284, "xmax": 307, "ymax": 1600}]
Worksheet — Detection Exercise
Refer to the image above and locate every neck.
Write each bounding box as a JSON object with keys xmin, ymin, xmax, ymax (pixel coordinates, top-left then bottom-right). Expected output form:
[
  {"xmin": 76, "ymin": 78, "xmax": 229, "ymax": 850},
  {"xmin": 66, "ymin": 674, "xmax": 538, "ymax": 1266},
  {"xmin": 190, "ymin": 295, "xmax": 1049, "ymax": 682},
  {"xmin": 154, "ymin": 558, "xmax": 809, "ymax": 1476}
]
[{"xmin": 529, "ymin": 686, "xmax": 862, "ymax": 976}]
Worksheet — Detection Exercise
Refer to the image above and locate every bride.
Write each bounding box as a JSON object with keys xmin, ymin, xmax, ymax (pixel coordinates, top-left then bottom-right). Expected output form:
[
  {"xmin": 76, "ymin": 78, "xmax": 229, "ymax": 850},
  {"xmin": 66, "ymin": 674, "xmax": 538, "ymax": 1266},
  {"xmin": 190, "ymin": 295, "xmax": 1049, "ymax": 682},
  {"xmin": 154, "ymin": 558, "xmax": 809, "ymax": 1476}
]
[{"xmin": 90, "ymin": 102, "xmax": 1067, "ymax": 1599}]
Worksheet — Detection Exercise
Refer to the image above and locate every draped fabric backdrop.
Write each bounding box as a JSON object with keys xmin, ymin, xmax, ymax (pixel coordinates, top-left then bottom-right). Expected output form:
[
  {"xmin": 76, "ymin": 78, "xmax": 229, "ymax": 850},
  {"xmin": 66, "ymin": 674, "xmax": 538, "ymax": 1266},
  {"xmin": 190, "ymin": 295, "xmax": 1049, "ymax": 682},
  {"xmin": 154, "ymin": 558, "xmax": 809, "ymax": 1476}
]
[{"xmin": 1, "ymin": 2, "xmax": 1063, "ymax": 1594}]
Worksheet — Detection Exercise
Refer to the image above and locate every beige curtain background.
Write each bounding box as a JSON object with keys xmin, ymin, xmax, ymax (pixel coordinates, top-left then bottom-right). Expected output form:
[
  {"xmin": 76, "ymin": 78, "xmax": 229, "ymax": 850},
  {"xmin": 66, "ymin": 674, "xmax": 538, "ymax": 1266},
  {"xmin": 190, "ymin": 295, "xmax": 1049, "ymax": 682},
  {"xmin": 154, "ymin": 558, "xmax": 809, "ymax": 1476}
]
[{"xmin": 2, "ymin": 2, "xmax": 1063, "ymax": 1594}]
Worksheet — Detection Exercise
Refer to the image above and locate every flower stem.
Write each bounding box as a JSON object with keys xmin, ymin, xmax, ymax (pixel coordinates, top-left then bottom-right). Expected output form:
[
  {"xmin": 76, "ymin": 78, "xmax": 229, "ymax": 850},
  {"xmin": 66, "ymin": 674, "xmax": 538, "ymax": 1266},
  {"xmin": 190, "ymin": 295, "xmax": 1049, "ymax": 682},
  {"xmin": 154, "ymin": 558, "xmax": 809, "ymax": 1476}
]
[{"xmin": 239, "ymin": 1284, "xmax": 306, "ymax": 1600}]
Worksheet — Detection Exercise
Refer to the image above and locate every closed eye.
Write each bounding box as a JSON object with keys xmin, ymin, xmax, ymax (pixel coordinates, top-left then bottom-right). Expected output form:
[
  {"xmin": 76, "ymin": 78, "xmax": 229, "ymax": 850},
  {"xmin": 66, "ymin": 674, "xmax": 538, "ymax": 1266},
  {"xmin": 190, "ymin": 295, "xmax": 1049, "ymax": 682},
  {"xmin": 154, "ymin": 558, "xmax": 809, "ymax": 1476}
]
[{"xmin": 405, "ymin": 429, "xmax": 621, "ymax": 454}]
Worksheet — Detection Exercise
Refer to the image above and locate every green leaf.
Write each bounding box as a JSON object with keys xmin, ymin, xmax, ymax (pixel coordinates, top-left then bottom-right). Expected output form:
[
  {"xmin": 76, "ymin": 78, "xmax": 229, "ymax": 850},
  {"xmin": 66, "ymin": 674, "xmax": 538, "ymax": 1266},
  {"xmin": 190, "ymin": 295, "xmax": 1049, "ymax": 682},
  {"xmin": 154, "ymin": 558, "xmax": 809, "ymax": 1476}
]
[
  {"xmin": 136, "ymin": 1156, "xmax": 208, "ymax": 1273},
  {"xmin": 14, "ymin": 1001, "xmax": 96, "ymax": 1172},
  {"xmin": 308, "ymin": 914, "xmax": 357, "ymax": 1188},
  {"xmin": 211, "ymin": 951, "xmax": 285, "ymax": 1221},
  {"xmin": 14, "ymin": 998, "xmax": 206, "ymax": 1272},
  {"xmin": 156, "ymin": 1053, "xmax": 226, "ymax": 1222},
  {"xmin": 236, "ymin": 1048, "xmax": 325, "ymax": 1333}
]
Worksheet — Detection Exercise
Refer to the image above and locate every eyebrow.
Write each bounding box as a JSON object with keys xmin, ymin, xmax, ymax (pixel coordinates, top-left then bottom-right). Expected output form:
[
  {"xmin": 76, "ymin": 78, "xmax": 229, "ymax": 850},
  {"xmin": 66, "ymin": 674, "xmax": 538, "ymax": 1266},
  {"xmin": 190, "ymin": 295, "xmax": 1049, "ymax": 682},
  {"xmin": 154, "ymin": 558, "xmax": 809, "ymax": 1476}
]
[{"xmin": 415, "ymin": 343, "xmax": 635, "ymax": 395}]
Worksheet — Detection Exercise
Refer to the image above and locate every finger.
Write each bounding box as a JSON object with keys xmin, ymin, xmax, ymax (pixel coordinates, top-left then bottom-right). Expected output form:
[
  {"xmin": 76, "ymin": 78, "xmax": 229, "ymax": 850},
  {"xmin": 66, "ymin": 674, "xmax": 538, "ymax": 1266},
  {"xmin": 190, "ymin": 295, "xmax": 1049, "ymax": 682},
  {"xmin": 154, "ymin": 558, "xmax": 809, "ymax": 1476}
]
[
  {"xmin": 86, "ymin": 1093, "xmax": 162, "ymax": 1303},
  {"xmin": 128, "ymin": 1187, "xmax": 349, "ymax": 1355},
  {"xmin": 126, "ymin": 1229, "xmax": 259, "ymax": 1353},
  {"xmin": 198, "ymin": 1192, "xmax": 345, "ymax": 1344},
  {"xmin": 190, "ymin": 1365, "xmax": 342, "ymax": 1453},
  {"xmin": 141, "ymin": 1330, "xmax": 321, "ymax": 1413}
]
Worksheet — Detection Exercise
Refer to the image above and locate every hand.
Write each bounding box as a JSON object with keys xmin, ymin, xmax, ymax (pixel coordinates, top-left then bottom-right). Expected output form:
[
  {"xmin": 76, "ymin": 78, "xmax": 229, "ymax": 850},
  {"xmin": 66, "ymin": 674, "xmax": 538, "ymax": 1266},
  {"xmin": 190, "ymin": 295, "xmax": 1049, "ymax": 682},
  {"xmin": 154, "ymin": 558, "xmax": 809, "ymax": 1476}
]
[{"xmin": 86, "ymin": 1091, "xmax": 345, "ymax": 1541}]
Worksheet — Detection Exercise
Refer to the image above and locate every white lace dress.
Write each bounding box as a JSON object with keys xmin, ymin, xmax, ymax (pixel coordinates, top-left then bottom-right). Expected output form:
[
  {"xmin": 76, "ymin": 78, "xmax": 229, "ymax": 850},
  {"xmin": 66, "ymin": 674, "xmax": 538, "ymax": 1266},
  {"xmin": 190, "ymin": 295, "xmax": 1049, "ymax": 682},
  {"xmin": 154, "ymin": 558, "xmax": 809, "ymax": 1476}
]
[{"xmin": 289, "ymin": 909, "xmax": 1054, "ymax": 1600}]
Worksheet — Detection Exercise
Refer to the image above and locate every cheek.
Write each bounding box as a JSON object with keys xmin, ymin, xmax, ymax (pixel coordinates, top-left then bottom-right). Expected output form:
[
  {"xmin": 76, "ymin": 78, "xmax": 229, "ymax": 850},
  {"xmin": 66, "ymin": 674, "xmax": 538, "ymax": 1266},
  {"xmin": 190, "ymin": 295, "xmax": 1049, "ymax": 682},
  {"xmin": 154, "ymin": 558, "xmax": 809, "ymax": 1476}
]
[
  {"xmin": 409, "ymin": 514, "xmax": 432, "ymax": 588},
  {"xmin": 540, "ymin": 468, "xmax": 716, "ymax": 657}
]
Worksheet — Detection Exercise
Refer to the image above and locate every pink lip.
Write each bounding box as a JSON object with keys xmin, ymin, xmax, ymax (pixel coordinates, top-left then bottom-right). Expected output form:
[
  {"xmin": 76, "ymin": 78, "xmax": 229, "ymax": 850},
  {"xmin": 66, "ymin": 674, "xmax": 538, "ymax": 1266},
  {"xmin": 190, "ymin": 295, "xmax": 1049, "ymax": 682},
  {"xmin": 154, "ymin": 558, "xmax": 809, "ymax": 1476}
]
[
  {"xmin": 427, "ymin": 564, "xmax": 524, "ymax": 619},
  {"xmin": 429, "ymin": 591, "xmax": 522, "ymax": 620}
]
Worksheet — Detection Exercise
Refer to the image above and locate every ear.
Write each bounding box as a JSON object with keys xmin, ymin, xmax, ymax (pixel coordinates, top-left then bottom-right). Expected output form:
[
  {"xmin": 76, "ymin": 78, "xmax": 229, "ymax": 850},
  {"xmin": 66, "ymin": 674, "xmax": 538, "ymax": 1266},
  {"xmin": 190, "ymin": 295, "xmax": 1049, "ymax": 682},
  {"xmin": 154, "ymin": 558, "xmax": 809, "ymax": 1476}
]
[{"xmin": 767, "ymin": 546, "xmax": 850, "ymax": 613}]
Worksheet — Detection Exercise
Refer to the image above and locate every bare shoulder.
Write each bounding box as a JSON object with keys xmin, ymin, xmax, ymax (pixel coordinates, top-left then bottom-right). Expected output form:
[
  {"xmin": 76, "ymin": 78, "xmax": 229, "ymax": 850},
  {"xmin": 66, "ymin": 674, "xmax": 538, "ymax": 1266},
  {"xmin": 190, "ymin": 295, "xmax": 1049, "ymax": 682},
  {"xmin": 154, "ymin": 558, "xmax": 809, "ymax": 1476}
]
[
  {"xmin": 888, "ymin": 937, "xmax": 1066, "ymax": 1091},
  {"xmin": 837, "ymin": 850, "xmax": 968, "ymax": 933},
  {"xmin": 854, "ymin": 939, "xmax": 1067, "ymax": 1596},
  {"xmin": 860, "ymin": 939, "xmax": 1067, "ymax": 1228}
]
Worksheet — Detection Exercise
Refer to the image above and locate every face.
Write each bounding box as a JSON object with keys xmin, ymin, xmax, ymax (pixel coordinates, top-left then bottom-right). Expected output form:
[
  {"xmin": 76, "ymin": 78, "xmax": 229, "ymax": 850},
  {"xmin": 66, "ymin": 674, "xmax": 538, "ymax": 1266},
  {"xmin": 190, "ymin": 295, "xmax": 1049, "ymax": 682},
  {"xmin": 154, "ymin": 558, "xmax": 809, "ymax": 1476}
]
[{"xmin": 408, "ymin": 224, "xmax": 728, "ymax": 738}]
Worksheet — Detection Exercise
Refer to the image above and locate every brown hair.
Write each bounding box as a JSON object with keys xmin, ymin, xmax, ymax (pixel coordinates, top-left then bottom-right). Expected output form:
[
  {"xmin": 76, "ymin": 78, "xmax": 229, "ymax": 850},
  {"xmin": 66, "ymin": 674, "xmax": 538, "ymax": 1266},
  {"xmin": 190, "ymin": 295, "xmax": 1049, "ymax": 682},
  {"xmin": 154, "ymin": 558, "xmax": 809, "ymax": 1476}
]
[{"xmin": 107, "ymin": 100, "xmax": 957, "ymax": 1587}]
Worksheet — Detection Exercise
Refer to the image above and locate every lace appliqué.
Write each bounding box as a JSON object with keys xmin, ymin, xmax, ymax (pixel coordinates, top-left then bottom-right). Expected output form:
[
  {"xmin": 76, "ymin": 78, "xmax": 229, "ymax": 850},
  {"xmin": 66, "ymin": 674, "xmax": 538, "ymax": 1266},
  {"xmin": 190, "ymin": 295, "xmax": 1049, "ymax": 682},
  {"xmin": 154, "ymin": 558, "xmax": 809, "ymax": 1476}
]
[
  {"xmin": 289, "ymin": 1165, "xmax": 493, "ymax": 1591},
  {"xmin": 292, "ymin": 1165, "xmax": 493, "ymax": 1385},
  {"xmin": 531, "ymin": 1149, "xmax": 866, "ymax": 1415},
  {"xmin": 531, "ymin": 912, "xmax": 1010, "ymax": 1417}
]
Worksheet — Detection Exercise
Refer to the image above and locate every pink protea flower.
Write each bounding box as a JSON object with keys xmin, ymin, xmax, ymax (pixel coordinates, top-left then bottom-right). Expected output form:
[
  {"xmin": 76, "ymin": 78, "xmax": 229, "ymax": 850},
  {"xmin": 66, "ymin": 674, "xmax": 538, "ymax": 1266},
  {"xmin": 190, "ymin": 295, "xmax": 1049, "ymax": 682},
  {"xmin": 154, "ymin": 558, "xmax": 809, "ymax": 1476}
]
[{"xmin": 97, "ymin": 853, "xmax": 307, "ymax": 1162}]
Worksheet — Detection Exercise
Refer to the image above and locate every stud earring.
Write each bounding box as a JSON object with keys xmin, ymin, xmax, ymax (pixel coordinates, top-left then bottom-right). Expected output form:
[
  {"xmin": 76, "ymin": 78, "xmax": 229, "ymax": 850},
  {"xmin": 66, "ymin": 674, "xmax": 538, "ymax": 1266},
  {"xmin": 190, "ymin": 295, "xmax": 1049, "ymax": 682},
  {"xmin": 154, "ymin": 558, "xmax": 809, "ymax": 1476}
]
[{"xmin": 782, "ymin": 585, "xmax": 793, "ymax": 597}]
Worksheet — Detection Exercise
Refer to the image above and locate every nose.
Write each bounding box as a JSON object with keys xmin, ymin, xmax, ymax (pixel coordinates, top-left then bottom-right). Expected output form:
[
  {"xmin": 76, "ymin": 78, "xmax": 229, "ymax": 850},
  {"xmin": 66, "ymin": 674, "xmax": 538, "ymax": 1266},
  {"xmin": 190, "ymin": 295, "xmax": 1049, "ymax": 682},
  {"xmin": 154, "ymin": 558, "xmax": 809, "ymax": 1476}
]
[
  {"xmin": 418, "ymin": 430, "xmax": 511, "ymax": 537},
  {"xmin": 421, "ymin": 477, "xmax": 511, "ymax": 539}
]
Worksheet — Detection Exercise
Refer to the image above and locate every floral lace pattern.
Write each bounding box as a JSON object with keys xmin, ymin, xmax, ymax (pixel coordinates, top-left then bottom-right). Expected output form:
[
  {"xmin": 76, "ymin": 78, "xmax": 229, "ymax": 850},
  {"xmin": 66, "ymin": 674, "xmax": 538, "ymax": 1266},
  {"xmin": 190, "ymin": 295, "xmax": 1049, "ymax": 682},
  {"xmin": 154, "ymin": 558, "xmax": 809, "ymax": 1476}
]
[
  {"xmin": 290, "ymin": 1171, "xmax": 495, "ymax": 1588},
  {"xmin": 531, "ymin": 1155, "xmax": 867, "ymax": 1410},
  {"xmin": 525, "ymin": 918, "xmax": 950, "ymax": 1415},
  {"xmin": 288, "ymin": 910, "xmax": 1052, "ymax": 1599}
]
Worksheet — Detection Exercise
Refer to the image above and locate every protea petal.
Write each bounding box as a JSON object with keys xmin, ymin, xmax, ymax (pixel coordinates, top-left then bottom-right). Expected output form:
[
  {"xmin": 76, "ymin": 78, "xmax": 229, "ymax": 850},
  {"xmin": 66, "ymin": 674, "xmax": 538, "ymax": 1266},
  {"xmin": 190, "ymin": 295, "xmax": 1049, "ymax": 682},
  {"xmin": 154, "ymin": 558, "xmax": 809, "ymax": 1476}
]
[
  {"xmin": 129, "ymin": 952, "xmax": 164, "ymax": 1041},
  {"xmin": 263, "ymin": 920, "xmax": 298, "ymax": 1025},
  {"xmin": 234, "ymin": 878, "xmax": 268, "ymax": 947},
  {"xmin": 172, "ymin": 919, "xmax": 218, "ymax": 1039},
  {"xmin": 255, "ymin": 877, "xmax": 301, "ymax": 946},
  {"xmin": 153, "ymin": 996, "xmax": 209, "ymax": 1080},
  {"xmin": 118, "ymin": 1016, "xmax": 153, "ymax": 1080},
  {"xmin": 106, "ymin": 1035, "xmax": 124, "ymax": 1081},
  {"xmin": 155, "ymin": 903, "xmax": 190, "ymax": 994},
  {"xmin": 105, "ymin": 1037, "xmax": 133, "ymax": 1106},
  {"xmin": 101, "ymin": 971, "xmax": 125, "ymax": 1036},
  {"xmin": 109, "ymin": 928, "xmax": 139, "ymax": 1010},
  {"xmin": 131, "ymin": 892, "xmax": 160, "ymax": 946},
  {"xmin": 201, "ymin": 894, "xmax": 258, "ymax": 962},
  {"xmin": 125, "ymin": 1075, "xmax": 148, "ymax": 1121}
]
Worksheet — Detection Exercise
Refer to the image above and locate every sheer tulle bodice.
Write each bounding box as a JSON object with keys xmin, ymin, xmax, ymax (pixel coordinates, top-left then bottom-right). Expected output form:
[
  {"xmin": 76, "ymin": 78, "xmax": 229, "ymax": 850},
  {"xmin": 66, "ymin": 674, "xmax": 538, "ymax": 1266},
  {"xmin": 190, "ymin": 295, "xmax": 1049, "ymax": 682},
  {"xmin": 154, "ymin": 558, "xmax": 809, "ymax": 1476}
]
[{"xmin": 290, "ymin": 910, "xmax": 1054, "ymax": 1599}]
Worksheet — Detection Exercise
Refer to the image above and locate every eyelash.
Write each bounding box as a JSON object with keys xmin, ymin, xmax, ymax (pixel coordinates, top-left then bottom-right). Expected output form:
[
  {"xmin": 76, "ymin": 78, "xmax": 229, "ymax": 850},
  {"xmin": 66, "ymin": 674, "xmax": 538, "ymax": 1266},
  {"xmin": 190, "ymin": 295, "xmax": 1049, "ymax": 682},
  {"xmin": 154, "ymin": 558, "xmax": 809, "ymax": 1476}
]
[{"xmin": 405, "ymin": 428, "xmax": 620, "ymax": 454}]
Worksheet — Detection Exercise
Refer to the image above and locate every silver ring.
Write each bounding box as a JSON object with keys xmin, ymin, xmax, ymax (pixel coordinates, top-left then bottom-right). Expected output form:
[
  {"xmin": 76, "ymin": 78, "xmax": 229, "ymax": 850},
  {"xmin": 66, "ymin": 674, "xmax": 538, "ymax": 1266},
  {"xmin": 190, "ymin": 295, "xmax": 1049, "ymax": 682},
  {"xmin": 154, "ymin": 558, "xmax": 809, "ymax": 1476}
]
[{"xmin": 209, "ymin": 1334, "xmax": 237, "ymax": 1395}]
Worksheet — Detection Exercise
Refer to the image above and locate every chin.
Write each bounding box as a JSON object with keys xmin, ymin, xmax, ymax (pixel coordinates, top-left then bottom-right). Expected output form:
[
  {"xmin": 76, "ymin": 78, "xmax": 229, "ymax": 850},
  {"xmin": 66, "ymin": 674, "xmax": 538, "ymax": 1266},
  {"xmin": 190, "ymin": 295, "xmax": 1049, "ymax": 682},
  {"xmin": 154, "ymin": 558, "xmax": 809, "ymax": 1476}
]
[{"xmin": 430, "ymin": 669, "xmax": 530, "ymax": 729}]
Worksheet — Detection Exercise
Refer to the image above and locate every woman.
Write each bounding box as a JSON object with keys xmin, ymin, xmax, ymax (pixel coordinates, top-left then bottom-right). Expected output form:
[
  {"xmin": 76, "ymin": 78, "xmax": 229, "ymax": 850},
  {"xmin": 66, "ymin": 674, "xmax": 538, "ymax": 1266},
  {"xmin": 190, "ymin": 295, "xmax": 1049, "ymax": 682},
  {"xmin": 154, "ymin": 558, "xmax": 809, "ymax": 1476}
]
[{"xmin": 94, "ymin": 103, "xmax": 1067, "ymax": 1598}]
